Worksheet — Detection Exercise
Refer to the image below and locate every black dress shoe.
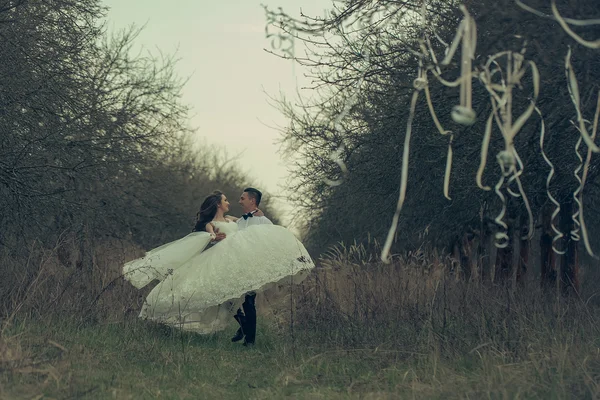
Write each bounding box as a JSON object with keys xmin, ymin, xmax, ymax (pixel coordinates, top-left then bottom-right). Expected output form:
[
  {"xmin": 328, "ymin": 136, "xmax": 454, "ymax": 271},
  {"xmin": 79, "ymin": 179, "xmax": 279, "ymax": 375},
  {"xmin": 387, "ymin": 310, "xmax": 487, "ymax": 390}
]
[
  {"xmin": 242, "ymin": 293, "xmax": 257, "ymax": 345},
  {"xmin": 231, "ymin": 327, "xmax": 244, "ymax": 342},
  {"xmin": 231, "ymin": 309, "xmax": 245, "ymax": 342}
]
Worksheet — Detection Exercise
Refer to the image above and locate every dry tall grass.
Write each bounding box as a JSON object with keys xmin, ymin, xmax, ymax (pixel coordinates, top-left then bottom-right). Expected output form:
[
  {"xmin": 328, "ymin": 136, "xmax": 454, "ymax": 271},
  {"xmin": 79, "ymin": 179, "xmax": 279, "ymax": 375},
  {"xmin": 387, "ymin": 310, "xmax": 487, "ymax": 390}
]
[
  {"xmin": 291, "ymin": 243, "xmax": 600, "ymax": 397},
  {"xmin": 0, "ymin": 236, "xmax": 148, "ymax": 325},
  {"xmin": 1, "ymin": 240, "xmax": 599, "ymax": 398}
]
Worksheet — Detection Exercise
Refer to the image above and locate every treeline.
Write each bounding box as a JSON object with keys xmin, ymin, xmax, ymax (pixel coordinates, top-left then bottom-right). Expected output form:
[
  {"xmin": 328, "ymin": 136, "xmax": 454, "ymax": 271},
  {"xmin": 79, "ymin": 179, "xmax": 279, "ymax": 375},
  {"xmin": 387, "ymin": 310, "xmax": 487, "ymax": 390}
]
[
  {"xmin": 0, "ymin": 0, "xmax": 276, "ymax": 318},
  {"xmin": 270, "ymin": 0, "xmax": 600, "ymax": 290}
]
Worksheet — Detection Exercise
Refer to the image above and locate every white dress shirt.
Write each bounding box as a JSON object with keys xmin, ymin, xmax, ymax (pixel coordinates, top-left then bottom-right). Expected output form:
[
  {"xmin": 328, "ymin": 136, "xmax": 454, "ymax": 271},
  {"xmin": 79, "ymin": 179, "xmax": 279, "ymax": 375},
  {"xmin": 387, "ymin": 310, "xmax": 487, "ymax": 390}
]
[{"xmin": 236, "ymin": 209, "xmax": 273, "ymax": 230}]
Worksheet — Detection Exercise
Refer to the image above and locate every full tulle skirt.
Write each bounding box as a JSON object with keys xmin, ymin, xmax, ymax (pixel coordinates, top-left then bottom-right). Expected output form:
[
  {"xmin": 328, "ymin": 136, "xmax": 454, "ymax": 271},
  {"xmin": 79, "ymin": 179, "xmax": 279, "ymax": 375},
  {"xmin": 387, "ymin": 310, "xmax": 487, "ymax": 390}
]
[
  {"xmin": 125, "ymin": 225, "xmax": 314, "ymax": 333},
  {"xmin": 122, "ymin": 231, "xmax": 212, "ymax": 289}
]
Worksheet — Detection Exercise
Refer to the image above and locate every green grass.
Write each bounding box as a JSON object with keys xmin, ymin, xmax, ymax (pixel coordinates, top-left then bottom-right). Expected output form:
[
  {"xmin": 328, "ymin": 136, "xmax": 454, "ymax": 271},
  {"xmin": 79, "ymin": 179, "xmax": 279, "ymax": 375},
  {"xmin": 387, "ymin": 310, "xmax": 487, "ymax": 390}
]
[
  {"xmin": 3, "ymin": 318, "xmax": 309, "ymax": 399},
  {"xmin": 2, "ymin": 318, "xmax": 401, "ymax": 399},
  {"xmin": 2, "ymin": 312, "xmax": 599, "ymax": 399}
]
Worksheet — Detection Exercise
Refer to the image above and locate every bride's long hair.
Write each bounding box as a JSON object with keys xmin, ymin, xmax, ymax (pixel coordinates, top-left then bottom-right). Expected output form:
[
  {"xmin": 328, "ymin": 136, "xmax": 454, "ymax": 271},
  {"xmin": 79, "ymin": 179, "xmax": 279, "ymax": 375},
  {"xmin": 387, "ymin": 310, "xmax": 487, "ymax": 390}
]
[{"xmin": 193, "ymin": 190, "xmax": 224, "ymax": 232}]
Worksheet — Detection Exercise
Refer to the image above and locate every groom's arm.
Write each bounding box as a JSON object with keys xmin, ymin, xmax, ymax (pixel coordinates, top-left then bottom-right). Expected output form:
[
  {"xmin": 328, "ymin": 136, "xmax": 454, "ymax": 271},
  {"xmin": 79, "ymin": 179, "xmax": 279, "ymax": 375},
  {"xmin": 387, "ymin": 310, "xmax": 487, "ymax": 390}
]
[{"xmin": 260, "ymin": 216, "xmax": 273, "ymax": 225}]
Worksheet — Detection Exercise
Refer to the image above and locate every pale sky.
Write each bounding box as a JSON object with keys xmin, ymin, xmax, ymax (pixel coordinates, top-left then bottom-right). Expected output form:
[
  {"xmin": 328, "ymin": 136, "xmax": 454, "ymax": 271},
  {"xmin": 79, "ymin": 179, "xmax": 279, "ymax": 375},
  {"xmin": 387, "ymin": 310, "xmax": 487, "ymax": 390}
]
[{"xmin": 103, "ymin": 1, "xmax": 329, "ymax": 222}]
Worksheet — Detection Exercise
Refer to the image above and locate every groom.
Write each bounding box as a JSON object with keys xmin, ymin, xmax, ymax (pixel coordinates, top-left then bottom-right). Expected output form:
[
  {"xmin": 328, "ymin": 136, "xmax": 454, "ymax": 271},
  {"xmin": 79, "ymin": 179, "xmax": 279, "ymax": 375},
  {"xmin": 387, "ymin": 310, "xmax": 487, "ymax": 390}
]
[{"xmin": 231, "ymin": 187, "xmax": 272, "ymax": 346}]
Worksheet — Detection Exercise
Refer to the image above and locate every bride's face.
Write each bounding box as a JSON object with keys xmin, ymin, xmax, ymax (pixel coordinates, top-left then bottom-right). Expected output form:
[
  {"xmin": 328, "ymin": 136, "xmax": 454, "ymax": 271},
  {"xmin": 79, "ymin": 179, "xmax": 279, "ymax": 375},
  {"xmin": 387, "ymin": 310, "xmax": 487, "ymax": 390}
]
[{"xmin": 218, "ymin": 195, "xmax": 230, "ymax": 212}]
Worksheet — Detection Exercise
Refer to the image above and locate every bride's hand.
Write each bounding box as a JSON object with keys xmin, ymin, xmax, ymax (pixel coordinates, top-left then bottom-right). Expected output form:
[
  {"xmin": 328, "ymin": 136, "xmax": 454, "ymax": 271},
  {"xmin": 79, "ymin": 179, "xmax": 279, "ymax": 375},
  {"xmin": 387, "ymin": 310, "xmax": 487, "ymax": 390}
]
[{"xmin": 254, "ymin": 209, "xmax": 265, "ymax": 217}]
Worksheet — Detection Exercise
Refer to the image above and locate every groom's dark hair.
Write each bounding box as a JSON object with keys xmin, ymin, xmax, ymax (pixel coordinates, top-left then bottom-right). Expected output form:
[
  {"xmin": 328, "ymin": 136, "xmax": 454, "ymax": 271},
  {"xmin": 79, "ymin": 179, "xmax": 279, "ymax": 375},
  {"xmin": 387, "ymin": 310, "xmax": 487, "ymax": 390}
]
[{"xmin": 244, "ymin": 187, "xmax": 262, "ymax": 206}]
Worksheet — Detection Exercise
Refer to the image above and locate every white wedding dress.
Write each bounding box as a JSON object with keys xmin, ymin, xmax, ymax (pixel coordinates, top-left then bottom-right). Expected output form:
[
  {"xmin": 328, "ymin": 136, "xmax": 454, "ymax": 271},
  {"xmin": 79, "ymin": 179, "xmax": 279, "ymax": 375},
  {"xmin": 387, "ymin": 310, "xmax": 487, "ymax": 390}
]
[{"xmin": 123, "ymin": 220, "xmax": 314, "ymax": 333}]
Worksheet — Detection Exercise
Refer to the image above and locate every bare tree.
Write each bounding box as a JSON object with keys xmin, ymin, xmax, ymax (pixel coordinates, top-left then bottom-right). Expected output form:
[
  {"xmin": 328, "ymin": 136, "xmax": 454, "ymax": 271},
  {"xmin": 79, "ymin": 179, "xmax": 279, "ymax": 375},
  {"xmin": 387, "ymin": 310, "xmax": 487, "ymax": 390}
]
[
  {"xmin": 265, "ymin": 0, "xmax": 600, "ymax": 291},
  {"xmin": 0, "ymin": 0, "xmax": 280, "ymax": 317}
]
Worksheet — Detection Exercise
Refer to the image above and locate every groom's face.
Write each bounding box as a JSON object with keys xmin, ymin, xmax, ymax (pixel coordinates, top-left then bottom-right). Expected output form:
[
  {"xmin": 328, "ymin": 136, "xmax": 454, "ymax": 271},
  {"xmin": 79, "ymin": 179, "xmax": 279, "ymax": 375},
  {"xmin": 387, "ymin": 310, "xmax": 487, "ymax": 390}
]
[{"xmin": 239, "ymin": 192, "xmax": 254, "ymax": 213}]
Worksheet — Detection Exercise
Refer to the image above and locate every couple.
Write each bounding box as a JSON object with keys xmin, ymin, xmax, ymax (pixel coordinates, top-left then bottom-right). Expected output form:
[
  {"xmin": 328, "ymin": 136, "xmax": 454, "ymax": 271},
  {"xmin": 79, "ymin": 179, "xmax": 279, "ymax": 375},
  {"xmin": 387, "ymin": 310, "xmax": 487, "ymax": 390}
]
[{"xmin": 123, "ymin": 188, "xmax": 314, "ymax": 346}]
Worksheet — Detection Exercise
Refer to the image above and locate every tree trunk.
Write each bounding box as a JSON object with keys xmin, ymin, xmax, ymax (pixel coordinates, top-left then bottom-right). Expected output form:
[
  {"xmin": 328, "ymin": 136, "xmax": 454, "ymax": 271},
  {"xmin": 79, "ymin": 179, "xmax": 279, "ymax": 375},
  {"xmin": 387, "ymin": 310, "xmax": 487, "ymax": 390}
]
[
  {"xmin": 451, "ymin": 236, "xmax": 461, "ymax": 280},
  {"xmin": 449, "ymin": 231, "xmax": 478, "ymax": 282},
  {"xmin": 559, "ymin": 199, "xmax": 580, "ymax": 294},
  {"xmin": 562, "ymin": 238, "xmax": 579, "ymax": 294},
  {"xmin": 485, "ymin": 226, "xmax": 496, "ymax": 284},
  {"xmin": 494, "ymin": 222, "xmax": 514, "ymax": 283},
  {"xmin": 460, "ymin": 232, "xmax": 475, "ymax": 282},
  {"xmin": 517, "ymin": 214, "xmax": 529, "ymax": 284},
  {"xmin": 478, "ymin": 209, "xmax": 487, "ymax": 283},
  {"xmin": 540, "ymin": 204, "xmax": 557, "ymax": 290}
]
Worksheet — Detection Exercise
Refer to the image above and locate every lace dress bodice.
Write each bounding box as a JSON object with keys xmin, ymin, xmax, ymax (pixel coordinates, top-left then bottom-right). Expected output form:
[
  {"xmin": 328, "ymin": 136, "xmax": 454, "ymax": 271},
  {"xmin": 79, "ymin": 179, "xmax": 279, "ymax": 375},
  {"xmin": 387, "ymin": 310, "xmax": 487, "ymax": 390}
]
[{"xmin": 211, "ymin": 220, "xmax": 239, "ymax": 237}]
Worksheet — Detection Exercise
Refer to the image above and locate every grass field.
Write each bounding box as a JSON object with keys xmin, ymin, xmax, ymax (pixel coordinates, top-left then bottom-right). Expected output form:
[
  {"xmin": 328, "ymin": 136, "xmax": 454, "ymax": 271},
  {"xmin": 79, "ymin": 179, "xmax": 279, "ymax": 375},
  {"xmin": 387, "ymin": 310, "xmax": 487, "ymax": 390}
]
[
  {"xmin": 2, "ymin": 317, "xmax": 430, "ymax": 399},
  {"xmin": 2, "ymin": 312, "xmax": 598, "ymax": 400},
  {"xmin": 2, "ymin": 250, "xmax": 600, "ymax": 399}
]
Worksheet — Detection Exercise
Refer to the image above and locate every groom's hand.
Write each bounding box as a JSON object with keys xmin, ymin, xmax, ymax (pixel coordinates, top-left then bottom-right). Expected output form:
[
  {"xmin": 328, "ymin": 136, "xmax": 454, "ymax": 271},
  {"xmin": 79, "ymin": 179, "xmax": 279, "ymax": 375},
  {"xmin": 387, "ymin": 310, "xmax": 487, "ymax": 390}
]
[{"xmin": 214, "ymin": 232, "xmax": 227, "ymax": 241}]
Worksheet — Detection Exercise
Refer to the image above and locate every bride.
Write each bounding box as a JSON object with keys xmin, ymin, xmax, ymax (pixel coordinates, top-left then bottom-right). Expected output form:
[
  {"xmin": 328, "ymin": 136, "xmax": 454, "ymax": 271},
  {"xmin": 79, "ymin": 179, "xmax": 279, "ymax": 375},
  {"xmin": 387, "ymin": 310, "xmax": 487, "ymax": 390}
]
[{"xmin": 122, "ymin": 190, "xmax": 314, "ymax": 334}]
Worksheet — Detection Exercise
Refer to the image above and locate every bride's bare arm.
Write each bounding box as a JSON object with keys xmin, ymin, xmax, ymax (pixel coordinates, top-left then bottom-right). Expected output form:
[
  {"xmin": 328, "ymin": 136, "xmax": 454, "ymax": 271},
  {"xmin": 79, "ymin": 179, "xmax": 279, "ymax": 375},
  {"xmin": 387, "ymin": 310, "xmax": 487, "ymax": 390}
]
[{"xmin": 205, "ymin": 223, "xmax": 216, "ymax": 240}]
